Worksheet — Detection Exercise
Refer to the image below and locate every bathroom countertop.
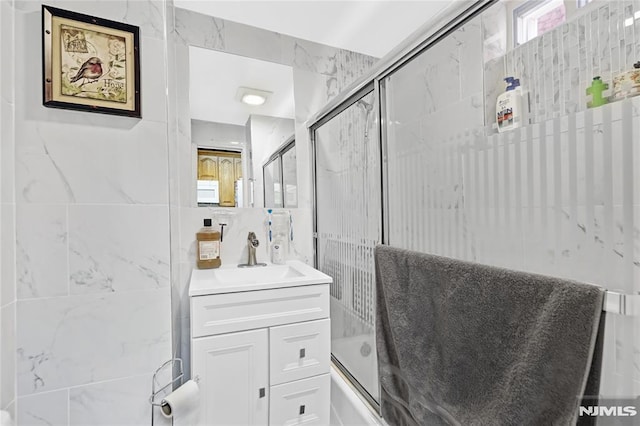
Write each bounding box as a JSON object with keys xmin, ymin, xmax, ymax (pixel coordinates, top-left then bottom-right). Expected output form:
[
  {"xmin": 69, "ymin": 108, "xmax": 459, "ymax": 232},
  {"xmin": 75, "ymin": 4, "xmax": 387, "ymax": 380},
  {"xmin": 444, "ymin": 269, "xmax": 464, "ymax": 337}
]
[{"xmin": 189, "ymin": 260, "xmax": 332, "ymax": 296}]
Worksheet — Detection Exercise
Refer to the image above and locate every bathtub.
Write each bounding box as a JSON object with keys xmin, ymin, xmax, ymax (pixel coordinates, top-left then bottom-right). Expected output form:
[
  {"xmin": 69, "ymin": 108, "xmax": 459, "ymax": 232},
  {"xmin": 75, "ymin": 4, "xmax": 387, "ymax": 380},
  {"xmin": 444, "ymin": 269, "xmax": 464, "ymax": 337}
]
[{"xmin": 330, "ymin": 364, "xmax": 386, "ymax": 426}]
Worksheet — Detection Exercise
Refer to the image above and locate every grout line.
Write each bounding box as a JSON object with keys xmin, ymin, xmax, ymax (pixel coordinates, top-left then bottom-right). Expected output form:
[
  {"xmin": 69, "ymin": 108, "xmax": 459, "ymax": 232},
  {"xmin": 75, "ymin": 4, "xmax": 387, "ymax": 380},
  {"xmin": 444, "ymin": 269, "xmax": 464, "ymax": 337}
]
[
  {"xmin": 66, "ymin": 204, "xmax": 70, "ymax": 298},
  {"xmin": 13, "ymin": 287, "xmax": 171, "ymax": 303}
]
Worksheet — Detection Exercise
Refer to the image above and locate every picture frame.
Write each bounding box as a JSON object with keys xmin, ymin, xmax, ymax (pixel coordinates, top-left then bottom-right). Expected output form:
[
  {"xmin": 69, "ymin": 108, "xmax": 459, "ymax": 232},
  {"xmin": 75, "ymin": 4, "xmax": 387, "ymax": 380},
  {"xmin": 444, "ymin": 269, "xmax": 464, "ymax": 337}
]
[{"xmin": 42, "ymin": 5, "xmax": 141, "ymax": 118}]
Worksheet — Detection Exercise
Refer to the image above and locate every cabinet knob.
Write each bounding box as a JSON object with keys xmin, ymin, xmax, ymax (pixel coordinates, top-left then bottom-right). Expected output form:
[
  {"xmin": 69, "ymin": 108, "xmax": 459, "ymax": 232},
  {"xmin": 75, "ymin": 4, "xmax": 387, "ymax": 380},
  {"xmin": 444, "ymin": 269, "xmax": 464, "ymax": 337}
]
[
  {"xmin": 259, "ymin": 387, "xmax": 265, "ymax": 398},
  {"xmin": 299, "ymin": 348, "xmax": 306, "ymax": 358},
  {"xmin": 299, "ymin": 404, "xmax": 306, "ymax": 415}
]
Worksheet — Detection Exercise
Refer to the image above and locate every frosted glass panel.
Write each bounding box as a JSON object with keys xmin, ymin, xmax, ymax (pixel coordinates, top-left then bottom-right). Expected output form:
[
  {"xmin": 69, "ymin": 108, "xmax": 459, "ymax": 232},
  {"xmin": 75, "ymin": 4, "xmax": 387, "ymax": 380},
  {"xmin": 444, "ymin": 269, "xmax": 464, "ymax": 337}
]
[
  {"xmin": 314, "ymin": 91, "xmax": 381, "ymax": 401},
  {"xmin": 263, "ymin": 159, "xmax": 282, "ymax": 208},
  {"xmin": 282, "ymin": 145, "xmax": 297, "ymax": 208},
  {"xmin": 384, "ymin": 16, "xmax": 484, "ymax": 255},
  {"xmin": 384, "ymin": 11, "xmax": 639, "ymax": 397}
]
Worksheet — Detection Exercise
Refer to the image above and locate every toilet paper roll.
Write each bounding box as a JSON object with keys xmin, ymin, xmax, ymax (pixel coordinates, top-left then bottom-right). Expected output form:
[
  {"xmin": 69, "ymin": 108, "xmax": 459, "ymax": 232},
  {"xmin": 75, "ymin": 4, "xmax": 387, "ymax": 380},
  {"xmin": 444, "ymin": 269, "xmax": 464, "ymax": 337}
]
[
  {"xmin": 160, "ymin": 380, "xmax": 200, "ymax": 419},
  {"xmin": 1, "ymin": 410, "xmax": 15, "ymax": 426}
]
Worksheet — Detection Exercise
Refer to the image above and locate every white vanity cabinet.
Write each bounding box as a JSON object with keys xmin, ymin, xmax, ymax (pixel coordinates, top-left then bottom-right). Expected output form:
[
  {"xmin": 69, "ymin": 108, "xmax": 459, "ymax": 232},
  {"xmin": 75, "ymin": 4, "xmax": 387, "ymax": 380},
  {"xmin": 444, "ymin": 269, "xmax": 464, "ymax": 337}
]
[{"xmin": 189, "ymin": 261, "xmax": 332, "ymax": 426}]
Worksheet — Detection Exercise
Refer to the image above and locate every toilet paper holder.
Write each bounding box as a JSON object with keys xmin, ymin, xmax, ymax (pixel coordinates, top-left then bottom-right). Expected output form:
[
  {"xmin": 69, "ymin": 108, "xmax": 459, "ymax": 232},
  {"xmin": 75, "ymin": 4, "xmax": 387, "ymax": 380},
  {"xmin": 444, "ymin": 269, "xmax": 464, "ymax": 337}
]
[{"xmin": 149, "ymin": 358, "xmax": 184, "ymax": 407}]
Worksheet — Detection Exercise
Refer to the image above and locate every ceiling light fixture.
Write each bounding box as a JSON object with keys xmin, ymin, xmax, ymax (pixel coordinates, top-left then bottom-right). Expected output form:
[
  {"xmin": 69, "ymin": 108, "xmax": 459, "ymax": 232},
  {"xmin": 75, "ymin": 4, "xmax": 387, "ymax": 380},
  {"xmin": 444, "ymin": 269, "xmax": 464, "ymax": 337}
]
[{"xmin": 236, "ymin": 87, "xmax": 272, "ymax": 106}]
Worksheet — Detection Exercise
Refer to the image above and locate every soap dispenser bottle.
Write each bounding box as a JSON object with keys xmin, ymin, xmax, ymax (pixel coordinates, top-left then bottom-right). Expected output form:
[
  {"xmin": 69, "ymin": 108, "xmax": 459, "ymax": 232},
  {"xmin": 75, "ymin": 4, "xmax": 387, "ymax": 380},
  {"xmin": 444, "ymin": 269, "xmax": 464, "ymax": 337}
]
[
  {"xmin": 496, "ymin": 77, "xmax": 524, "ymax": 133},
  {"xmin": 270, "ymin": 237, "xmax": 285, "ymax": 265},
  {"xmin": 196, "ymin": 218, "xmax": 221, "ymax": 269}
]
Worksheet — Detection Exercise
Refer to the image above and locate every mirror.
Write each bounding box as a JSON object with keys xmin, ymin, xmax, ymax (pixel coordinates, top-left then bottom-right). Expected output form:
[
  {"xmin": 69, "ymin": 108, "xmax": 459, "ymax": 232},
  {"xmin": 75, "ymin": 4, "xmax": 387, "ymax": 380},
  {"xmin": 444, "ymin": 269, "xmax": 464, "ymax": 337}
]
[
  {"xmin": 263, "ymin": 137, "xmax": 297, "ymax": 208},
  {"xmin": 188, "ymin": 46, "xmax": 296, "ymax": 208}
]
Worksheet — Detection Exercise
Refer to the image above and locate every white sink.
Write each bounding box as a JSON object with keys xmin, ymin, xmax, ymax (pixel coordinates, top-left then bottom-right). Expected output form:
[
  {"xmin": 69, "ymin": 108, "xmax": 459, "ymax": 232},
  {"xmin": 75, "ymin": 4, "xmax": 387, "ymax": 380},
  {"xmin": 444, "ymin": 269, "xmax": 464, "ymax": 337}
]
[
  {"xmin": 214, "ymin": 264, "xmax": 304, "ymax": 283},
  {"xmin": 189, "ymin": 260, "xmax": 332, "ymax": 296}
]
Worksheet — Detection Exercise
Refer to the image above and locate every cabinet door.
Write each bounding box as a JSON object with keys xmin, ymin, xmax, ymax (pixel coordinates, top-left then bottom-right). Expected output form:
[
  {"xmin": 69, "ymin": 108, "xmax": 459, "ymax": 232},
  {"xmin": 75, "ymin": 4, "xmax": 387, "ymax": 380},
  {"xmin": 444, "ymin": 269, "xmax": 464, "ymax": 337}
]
[
  {"xmin": 218, "ymin": 157, "xmax": 235, "ymax": 206},
  {"xmin": 234, "ymin": 157, "xmax": 243, "ymax": 180},
  {"xmin": 192, "ymin": 329, "xmax": 269, "ymax": 426},
  {"xmin": 198, "ymin": 153, "xmax": 218, "ymax": 180}
]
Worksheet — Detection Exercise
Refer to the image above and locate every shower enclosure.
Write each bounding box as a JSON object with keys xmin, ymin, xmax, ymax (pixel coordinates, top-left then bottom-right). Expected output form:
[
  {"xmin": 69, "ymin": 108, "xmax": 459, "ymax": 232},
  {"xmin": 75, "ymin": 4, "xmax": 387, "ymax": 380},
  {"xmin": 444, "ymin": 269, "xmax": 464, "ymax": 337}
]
[
  {"xmin": 313, "ymin": 87, "xmax": 381, "ymax": 403},
  {"xmin": 312, "ymin": 0, "xmax": 639, "ymax": 410}
]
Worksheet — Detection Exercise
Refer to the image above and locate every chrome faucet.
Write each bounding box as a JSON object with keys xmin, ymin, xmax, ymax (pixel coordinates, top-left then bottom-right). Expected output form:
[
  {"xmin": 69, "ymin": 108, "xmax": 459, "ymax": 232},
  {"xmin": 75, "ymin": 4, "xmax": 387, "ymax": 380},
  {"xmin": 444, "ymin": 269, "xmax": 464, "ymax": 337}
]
[{"xmin": 238, "ymin": 232, "xmax": 267, "ymax": 268}]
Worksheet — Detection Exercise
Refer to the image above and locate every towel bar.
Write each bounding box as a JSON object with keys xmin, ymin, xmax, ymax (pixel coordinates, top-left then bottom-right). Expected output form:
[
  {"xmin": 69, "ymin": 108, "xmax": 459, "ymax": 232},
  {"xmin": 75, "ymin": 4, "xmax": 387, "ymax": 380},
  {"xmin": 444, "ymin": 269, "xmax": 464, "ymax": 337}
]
[{"xmin": 603, "ymin": 291, "xmax": 640, "ymax": 316}]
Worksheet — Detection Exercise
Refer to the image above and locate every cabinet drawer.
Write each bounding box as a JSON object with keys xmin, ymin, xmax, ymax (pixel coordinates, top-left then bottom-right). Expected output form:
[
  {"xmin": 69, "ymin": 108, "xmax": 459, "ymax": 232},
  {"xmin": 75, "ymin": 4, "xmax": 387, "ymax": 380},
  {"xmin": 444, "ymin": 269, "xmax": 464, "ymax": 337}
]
[
  {"xmin": 269, "ymin": 374, "xmax": 330, "ymax": 426},
  {"xmin": 270, "ymin": 319, "xmax": 330, "ymax": 385},
  {"xmin": 191, "ymin": 284, "xmax": 329, "ymax": 337}
]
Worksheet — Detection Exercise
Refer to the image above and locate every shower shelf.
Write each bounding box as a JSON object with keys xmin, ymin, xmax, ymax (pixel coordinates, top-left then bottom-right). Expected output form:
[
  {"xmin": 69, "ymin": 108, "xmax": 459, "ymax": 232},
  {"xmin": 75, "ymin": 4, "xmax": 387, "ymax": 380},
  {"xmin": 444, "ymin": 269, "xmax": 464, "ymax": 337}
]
[{"xmin": 603, "ymin": 290, "xmax": 640, "ymax": 316}]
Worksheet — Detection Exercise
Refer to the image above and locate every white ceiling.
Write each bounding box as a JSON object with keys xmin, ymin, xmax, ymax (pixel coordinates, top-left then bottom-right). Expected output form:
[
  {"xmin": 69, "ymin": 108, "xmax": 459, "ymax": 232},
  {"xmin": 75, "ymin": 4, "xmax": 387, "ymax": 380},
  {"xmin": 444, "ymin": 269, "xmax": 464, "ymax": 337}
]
[
  {"xmin": 182, "ymin": 1, "xmax": 456, "ymax": 125},
  {"xmin": 189, "ymin": 47, "xmax": 295, "ymax": 125}
]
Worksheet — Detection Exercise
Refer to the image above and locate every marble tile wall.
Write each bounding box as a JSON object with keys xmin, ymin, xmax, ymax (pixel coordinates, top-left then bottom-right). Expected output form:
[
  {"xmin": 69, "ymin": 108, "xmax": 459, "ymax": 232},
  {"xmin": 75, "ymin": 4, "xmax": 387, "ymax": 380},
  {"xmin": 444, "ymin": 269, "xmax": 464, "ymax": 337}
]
[
  {"xmin": 1, "ymin": 0, "xmax": 16, "ymax": 418},
  {"xmin": 484, "ymin": 0, "xmax": 640, "ymax": 128},
  {"xmin": 3, "ymin": 1, "xmax": 173, "ymax": 424}
]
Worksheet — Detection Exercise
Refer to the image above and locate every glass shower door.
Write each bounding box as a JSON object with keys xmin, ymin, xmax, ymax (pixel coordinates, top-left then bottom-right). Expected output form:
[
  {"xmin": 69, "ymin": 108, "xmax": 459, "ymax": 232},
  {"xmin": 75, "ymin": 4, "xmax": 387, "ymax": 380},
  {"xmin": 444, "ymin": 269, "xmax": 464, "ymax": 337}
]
[{"xmin": 313, "ymin": 89, "xmax": 381, "ymax": 402}]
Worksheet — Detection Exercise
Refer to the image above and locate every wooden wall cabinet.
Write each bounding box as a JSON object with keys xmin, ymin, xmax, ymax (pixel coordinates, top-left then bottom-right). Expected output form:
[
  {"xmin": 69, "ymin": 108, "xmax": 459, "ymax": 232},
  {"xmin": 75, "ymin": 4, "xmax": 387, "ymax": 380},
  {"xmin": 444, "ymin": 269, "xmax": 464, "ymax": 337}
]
[{"xmin": 197, "ymin": 149, "xmax": 241, "ymax": 207}]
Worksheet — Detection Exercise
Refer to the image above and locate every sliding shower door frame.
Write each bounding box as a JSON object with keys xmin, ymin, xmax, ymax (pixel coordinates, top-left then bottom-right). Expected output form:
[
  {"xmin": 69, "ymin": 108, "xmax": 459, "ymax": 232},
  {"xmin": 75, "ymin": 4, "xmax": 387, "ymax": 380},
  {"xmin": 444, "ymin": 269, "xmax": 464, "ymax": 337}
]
[
  {"xmin": 310, "ymin": 82, "xmax": 383, "ymax": 412},
  {"xmin": 310, "ymin": 81, "xmax": 377, "ymax": 266},
  {"xmin": 308, "ymin": 0, "xmax": 498, "ymax": 412}
]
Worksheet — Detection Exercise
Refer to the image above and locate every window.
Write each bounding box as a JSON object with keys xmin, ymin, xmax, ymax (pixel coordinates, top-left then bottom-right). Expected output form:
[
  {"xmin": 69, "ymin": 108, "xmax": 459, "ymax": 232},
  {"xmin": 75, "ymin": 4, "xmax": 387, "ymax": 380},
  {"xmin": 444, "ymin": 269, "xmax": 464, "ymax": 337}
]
[
  {"xmin": 514, "ymin": 0, "xmax": 566, "ymax": 46},
  {"xmin": 513, "ymin": 0, "xmax": 594, "ymax": 46}
]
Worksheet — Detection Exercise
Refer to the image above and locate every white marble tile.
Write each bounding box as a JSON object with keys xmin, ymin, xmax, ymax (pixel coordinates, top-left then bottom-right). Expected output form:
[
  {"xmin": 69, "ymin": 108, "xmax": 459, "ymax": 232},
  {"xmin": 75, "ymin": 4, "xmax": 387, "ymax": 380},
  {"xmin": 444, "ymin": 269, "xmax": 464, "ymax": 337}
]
[
  {"xmin": 174, "ymin": 7, "xmax": 224, "ymax": 50},
  {"xmin": 424, "ymin": 37, "xmax": 461, "ymax": 113},
  {"xmin": 335, "ymin": 49, "xmax": 376, "ymax": 92},
  {"xmin": 1, "ymin": 203, "xmax": 16, "ymax": 306},
  {"xmin": 15, "ymin": 120, "xmax": 169, "ymax": 205},
  {"xmin": 224, "ymin": 20, "xmax": 286, "ymax": 65},
  {"xmin": 385, "ymin": 58, "xmax": 428, "ymax": 125},
  {"xmin": 70, "ymin": 374, "xmax": 171, "ymax": 426},
  {"xmin": 292, "ymin": 39, "xmax": 338, "ymax": 76},
  {"xmin": 456, "ymin": 18, "xmax": 484, "ymax": 96},
  {"xmin": 288, "ymin": 208, "xmax": 313, "ymax": 265},
  {"xmin": 635, "ymin": 204, "xmax": 640, "ymax": 295},
  {"xmin": 481, "ymin": 1, "xmax": 507, "ymax": 63},
  {"xmin": 16, "ymin": 289, "xmax": 171, "ymax": 395},
  {"xmin": 1, "ymin": 99, "xmax": 15, "ymax": 204},
  {"xmin": 178, "ymin": 126, "xmax": 195, "ymax": 209},
  {"xmin": 16, "ymin": 204, "xmax": 68, "ymax": 299},
  {"xmin": 139, "ymin": 36, "xmax": 169, "ymax": 124},
  {"xmin": 179, "ymin": 207, "xmax": 268, "ymax": 266},
  {"xmin": 17, "ymin": 0, "xmax": 166, "ymax": 40},
  {"xmin": 68, "ymin": 205, "xmax": 169, "ymax": 294},
  {"xmin": 17, "ymin": 389, "xmax": 68, "ymax": 426},
  {"xmin": 1, "ymin": 302, "xmax": 16, "ymax": 409},
  {"xmin": 0, "ymin": 0, "xmax": 14, "ymax": 105},
  {"xmin": 292, "ymin": 67, "xmax": 329, "ymax": 125}
]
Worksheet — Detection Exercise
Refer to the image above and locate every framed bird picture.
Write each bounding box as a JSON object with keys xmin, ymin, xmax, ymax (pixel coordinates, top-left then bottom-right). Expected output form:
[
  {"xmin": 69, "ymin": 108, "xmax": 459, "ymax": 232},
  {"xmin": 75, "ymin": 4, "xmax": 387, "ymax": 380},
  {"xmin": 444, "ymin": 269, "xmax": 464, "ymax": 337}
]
[{"xmin": 42, "ymin": 5, "xmax": 141, "ymax": 118}]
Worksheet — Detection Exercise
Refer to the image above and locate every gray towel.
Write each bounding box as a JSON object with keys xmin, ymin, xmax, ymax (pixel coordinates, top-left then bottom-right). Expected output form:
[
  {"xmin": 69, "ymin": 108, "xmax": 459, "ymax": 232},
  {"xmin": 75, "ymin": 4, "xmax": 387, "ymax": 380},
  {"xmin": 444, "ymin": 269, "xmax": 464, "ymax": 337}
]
[{"xmin": 375, "ymin": 245, "xmax": 605, "ymax": 426}]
